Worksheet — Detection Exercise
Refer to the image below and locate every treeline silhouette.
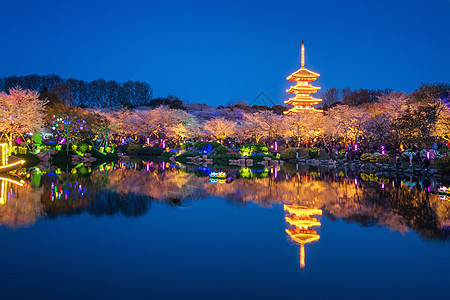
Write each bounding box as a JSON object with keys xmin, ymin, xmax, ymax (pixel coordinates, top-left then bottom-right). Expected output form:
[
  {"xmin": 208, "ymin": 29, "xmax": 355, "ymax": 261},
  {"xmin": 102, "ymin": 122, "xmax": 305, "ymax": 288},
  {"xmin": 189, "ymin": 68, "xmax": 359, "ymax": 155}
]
[{"xmin": 0, "ymin": 74, "xmax": 153, "ymax": 108}]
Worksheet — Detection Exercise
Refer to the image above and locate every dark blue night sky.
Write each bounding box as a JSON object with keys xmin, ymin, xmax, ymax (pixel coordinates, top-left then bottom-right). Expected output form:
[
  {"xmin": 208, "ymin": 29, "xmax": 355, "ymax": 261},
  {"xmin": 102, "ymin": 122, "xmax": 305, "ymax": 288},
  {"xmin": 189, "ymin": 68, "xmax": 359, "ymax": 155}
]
[{"xmin": 0, "ymin": 0, "xmax": 448, "ymax": 106}]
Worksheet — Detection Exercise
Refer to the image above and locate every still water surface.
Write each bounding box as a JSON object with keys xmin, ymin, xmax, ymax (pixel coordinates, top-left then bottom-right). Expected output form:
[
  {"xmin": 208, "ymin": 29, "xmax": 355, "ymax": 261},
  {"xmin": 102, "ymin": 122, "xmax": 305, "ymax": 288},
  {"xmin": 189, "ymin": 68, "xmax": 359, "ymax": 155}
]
[{"xmin": 0, "ymin": 162, "xmax": 449, "ymax": 299}]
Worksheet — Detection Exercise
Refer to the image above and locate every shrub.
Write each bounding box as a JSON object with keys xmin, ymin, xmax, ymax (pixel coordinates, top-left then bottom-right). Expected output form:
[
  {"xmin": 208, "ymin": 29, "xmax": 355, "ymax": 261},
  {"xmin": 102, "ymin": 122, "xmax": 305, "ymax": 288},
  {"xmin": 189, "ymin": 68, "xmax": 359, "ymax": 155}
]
[
  {"xmin": 360, "ymin": 153, "xmax": 373, "ymax": 161},
  {"xmin": 369, "ymin": 156, "xmax": 378, "ymax": 163},
  {"xmin": 240, "ymin": 144, "xmax": 269, "ymax": 156},
  {"xmin": 194, "ymin": 141, "xmax": 221, "ymax": 150},
  {"xmin": 376, "ymin": 154, "xmax": 390, "ymax": 163},
  {"xmin": 180, "ymin": 141, "xmax": 194, "ymax": 150},
  {"xmin": 280, "ymin": 148, "xmax": 297, "ymax": 160},
  {"xmin": 216, "ymin": 146, "xmax": 228, "ymax": 154},
  {"xmin": 434, "ymin": 156, "xmax": 450, "ymax": 174},
  {"xmin": 175, "ymin": 150, "xmax": 199, "ymax": 163},
  {"xmin": 78, "ymin": 142, "xmax": 90, "ymax": 153},
  {"xmin": 136, "ymin": 146, "xmax": 164, "ymax": 156},
  {"xmin": 126, "ymin": 143, "xmax": 143, "ymax": 154},
  {"xmin": 308, "ymin": 147, "xmax": 320, "ymax": 158}
]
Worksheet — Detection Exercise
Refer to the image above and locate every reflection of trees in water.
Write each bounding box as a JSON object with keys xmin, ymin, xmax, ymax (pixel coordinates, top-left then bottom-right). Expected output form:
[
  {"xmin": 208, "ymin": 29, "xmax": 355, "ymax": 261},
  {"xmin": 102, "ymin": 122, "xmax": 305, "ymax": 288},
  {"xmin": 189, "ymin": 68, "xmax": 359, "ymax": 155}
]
[
  {"xmin": 86, "ymin": 191, "xmax": 151, "ymax": 217},
  {"xmin": 0, "ymin": 178, "xmax": 44, "ymax": 228},
  {"xmin": 1, "ymin": 162, "xmax": 449, "ymax": 240}
]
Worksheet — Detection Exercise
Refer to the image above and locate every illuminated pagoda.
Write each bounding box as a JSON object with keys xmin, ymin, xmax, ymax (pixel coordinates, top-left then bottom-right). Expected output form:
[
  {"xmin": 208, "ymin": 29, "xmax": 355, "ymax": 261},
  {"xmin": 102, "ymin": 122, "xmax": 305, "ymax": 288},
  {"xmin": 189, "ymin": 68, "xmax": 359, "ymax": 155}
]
[
  {"xmin": 284, "ymin": 41, "xmax": 322, "ymax": 114},
  {"xmin": 284, "ymin": 204, "xmax": 322, "ymax": 270}
]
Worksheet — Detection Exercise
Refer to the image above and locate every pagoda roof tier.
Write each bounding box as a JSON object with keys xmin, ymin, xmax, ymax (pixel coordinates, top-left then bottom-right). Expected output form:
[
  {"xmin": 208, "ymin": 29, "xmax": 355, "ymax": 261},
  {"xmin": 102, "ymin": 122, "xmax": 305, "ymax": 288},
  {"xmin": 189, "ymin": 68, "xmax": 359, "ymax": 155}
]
[
  {"xmin": 284, "ymin": 205, "xmax": 322, "ymax": 216},
  {"xmin": 284, "ymin": 107, "xmax": 323, "ymax": 114},
  {"xmin": 286, "ymin": 84, "xmax": 321, "ymax": 94},
  {"xmin": 286, "ymin": 228, "xmax": 320, "ymax": 244},
  {"xmin": 286, "ymin": 215, "xmax": 321, "ymax": 228},
  {"xmin": 285, "ymin": 96, "xmax": 322, "ymax": 104},
  {"xmin": 286, "ymin": 67, "xmax": 320, "ymax": 82}
]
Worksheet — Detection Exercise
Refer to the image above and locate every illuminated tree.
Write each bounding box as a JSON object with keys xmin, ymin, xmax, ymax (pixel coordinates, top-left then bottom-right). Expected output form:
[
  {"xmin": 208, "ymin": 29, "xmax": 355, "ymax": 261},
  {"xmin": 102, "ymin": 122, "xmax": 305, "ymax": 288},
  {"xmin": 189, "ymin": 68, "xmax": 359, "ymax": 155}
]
[
  {"xmin": 0, "ymin": 88, "xmax": 47, "ymax": 148},
  {"xmin": 436, "ymin": 103, "xmax": 450, "ymax": 142},
  {"xmin": 325, "ymin": 105, "xmax": 368, "ymax": 142},
  {"xmin": 203, "ymin": 117, "xmax": 236, "ymax": 143}
]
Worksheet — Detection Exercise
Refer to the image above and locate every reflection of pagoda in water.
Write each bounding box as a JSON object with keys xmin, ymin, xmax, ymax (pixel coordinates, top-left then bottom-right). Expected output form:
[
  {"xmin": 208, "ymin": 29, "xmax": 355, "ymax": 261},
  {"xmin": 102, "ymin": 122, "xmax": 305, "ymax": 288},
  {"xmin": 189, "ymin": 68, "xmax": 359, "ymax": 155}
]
[{"xmin": 284, "ymin": 204, "xmax": 322, "ymax": 270}]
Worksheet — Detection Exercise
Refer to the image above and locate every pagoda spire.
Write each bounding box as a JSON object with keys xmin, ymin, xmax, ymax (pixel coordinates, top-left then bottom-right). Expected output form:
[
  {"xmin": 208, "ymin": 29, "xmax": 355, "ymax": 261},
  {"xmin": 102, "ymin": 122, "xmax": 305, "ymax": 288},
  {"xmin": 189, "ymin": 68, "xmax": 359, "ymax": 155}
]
[{"xmin": 301, "ymin": 40, "xmax": 305, "ymax": 68}]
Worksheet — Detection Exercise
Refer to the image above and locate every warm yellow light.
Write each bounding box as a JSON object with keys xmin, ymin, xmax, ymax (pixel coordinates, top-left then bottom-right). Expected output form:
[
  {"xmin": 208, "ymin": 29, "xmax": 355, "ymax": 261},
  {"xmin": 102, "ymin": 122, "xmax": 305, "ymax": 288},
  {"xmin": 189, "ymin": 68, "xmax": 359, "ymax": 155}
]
[
  {"xmin": 284, "ymin": 41, "xmax": 322, "ymax": 114},
  {"xmin": 284, "ymin": 204, "xmax": 322, "ymax": 270},
  {"xmin": 0, "ymin": 143, "xmax": 7, "ymax": 166},
  {"xmin": 0, "ymin": 176, "xmax": 25, "ymax": 186},
  {"xmin": 0, "ymin": 180, "xmax": 5, "ymax": 204},
  {"xmin": 0, "ymin": 160, "xmax": 26, "ymax": 171},
  {"xmin": 301, "ymin": 40, "xmax": 305, "ymax": 68}
]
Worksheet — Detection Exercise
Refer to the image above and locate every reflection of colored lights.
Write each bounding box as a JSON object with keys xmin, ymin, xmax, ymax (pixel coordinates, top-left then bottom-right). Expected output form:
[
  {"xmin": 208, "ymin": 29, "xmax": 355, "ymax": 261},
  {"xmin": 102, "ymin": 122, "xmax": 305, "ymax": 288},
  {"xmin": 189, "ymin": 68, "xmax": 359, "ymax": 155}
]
[
  {"xmin": 354, "ymin": 178, "xmax": 358, "ymax": 186},
  {"xmin": 274, "ymin": 166, "xmax": 278, "ymax": 179},
  {"xmin": 209, "ymin": 172, "xmax": 226, "ymax": 178},
  {"xmin": 382, "ymin": 181, "xmax": 385, "ymax": 190}
]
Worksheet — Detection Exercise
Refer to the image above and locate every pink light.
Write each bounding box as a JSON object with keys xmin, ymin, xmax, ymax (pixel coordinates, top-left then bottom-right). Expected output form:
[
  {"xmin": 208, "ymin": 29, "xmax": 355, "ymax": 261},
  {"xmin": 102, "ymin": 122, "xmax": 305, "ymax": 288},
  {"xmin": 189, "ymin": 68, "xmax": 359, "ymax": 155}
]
[
  {"xmin": 382, "ymin": 181, "xmax": 385, "ymax": 190},
  {"xmin": 381, "ymin": 145, "xmax": 385, "ymax": 155},
  {"xmin": 121, "ymin": 137, "xmax": 125, "ymax": 144},
  {"xmin": 274, "ymin": 141, "xmax": 278, "ymax": 152},
  {"xmin": 146, "ymin": 161, "xmax": 150, "ymax": 172},
  {"xmin": 162, "ymin": 140, "xmax": 166, "ymax": 148},
  {"xmin": 274, "ymin": 167, "xmax": 278, "ymax": 179},
  {"xmin": 146, "ymin": 137, "xmax": 150, "ymax": 145},
  {"xmin": 354, "ymin": 178, "xmax": 358, "ymax": 186},
  {"xmin": 427, "ymin": 151, "xmax": 430, "ymax": 160},
  {"xmin": 354, "ymin": 144, "xmax": 358, "ymax": 151}
]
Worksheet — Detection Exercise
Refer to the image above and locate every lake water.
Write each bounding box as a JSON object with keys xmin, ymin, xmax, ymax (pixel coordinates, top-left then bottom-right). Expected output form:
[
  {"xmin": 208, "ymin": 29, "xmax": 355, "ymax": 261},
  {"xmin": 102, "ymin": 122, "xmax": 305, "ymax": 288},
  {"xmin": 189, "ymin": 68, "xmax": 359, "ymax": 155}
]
[{"xmin": 1, "ymin": 162, "xmax": 449, "ymax": 299}]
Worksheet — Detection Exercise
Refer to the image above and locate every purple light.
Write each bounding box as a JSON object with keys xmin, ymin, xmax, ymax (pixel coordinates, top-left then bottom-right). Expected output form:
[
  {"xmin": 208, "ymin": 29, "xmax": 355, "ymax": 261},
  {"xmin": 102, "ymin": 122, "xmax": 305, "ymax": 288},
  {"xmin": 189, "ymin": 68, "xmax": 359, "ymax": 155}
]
[
  {"xmin": 274, "ymin": 141, "xmax": 278, "ymax": 152},
  {"xmin": 382, "ymin": 181, "xmax": 385, "ymax": 190},
  {"xmin": 427, "ymin": 151, "xmax": 430, "ymax": 160},
  {"xmin": 354, "ymin": 144, "xmax": 358, "ymax": 151},
  {"xmin": 146, "ymin": 137, "xmax": 150, "ymax": 145},
  {"xmin": 162, "ymin": 140, "xmax": 166, "ymax": 148},
  {"xmin": 381, "ymin": 145, "xmax": 385, "ymax": 155},
  {"xmin": 274, "ymin": 167, "xmax": 278, "ymax": 179},
  {"xmin": 354, "ymin": 178, "xmax": 358, "ymax": 186},
  {"xmin": 121, "ymin": 137, "xmax": 125, "ymax": 144}
]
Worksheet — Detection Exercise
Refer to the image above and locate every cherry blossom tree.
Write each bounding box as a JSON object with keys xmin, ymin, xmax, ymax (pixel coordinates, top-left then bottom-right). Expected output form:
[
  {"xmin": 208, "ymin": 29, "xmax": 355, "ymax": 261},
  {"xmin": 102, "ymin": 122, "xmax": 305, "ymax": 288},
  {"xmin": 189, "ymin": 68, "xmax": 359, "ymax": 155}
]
[
  {"xmin": 0, "ymin": 88, "xmax": 47, "ymax": 148},
  {"xmin": 203, "ymin": 117, "xmax": 237, "ymax": 143}
]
